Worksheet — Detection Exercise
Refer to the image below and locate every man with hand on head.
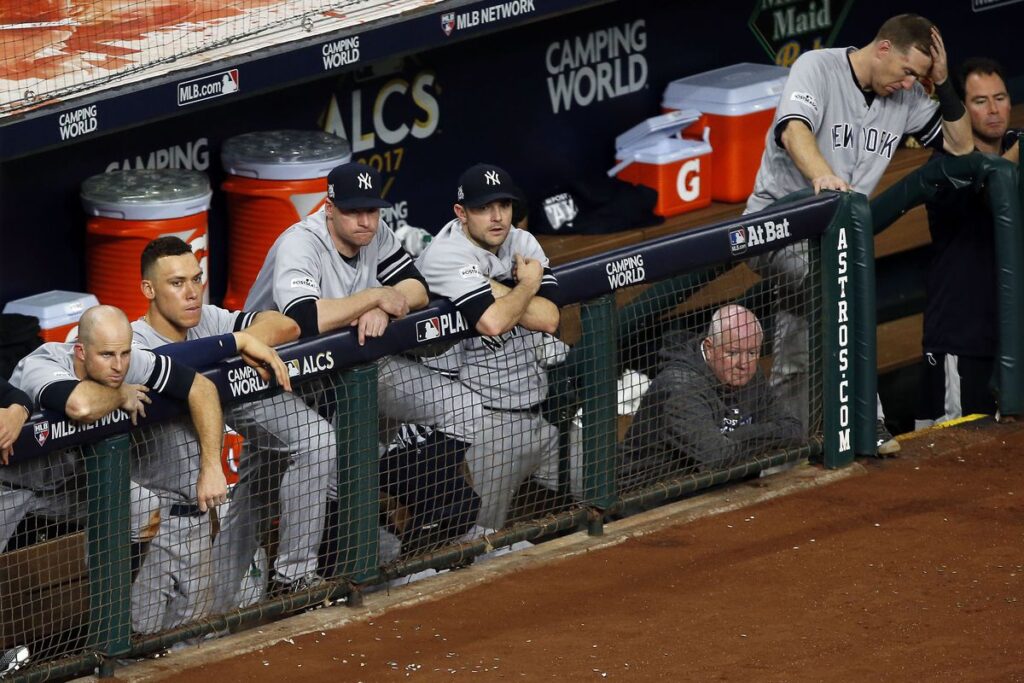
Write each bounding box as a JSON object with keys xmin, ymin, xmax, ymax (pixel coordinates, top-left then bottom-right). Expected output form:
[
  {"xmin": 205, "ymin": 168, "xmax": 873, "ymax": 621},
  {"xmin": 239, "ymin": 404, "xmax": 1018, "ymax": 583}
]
[
  {"xmin": 132, "ymin": 235, "xmax": 332, "ymax": 611},
  {"xmin": 1, "ymin": 305, "xmax": 227, "ymax": 554},
  {"xmin": 416, "ymin": 163, "xmax": 562, "ymax": 533},
  {"xmin": 744, "ymin": 13, "xmax": 973, "ymax": 454},
  {"xmin": 917, "ymin": 58, "xmax": 1020, "ymax": 428},
  {"xmin": 619, "ymin": 305, "xmax": 803, "ymax": 489}
]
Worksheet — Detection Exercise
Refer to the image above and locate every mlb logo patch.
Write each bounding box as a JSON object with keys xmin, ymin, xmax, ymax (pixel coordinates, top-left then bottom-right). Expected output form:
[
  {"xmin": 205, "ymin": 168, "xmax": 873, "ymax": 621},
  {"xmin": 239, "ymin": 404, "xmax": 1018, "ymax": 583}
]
[
  {"xmin": 729, "ymin": 227, "xmax": 747, "ymax": 255},
  {"xmin": 34, "ymin": 421, "xmax": 50, "ymax": 446},
  {"xmin": 416, "ymin": 317, "xmax": 442, "ymax": 342},
  {"xmin": 285, "ymin": 359, "xmax": 301, "ymax": 378},
  {"xmin": 441, "ymin": 12, "xmax": 455, "ymax": 36}
]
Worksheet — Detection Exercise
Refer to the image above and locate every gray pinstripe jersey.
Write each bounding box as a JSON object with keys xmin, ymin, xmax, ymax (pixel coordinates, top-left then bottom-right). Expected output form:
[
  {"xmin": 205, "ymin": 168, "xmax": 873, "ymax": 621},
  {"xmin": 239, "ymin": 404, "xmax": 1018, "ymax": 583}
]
[
  {"xmin": 746, "ymin": 47, "xmax": 941, "ymax": 213},
  {"xmin": 416, "ymin": 219, "xmax": 559, "ymax": 409},
  {"xmin": 10, "ymin": 342, "xmax": 161, "ymax": 404},
  {"xmin": 131, "ymin": 306, "xmax": 254, "ymax": 348},
  {"xmin": 244, "ymin": 208, "xmax": 412, "ymax": 315}
]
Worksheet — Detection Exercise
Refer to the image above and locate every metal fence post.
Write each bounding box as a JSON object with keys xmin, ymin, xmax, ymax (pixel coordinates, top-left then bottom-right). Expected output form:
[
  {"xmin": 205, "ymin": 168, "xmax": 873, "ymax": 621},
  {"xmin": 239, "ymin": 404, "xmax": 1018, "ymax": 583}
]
[
  {"xmin": 577, "ymin": 294, "xmax": 618, "ymax": 525},
  {"xmin": 333, "ymin": 364, "xmax": 380, "ymax": 584},
  {"xmin": 84, "ymin": 433, "xmax": 132, "ymax": 671}
]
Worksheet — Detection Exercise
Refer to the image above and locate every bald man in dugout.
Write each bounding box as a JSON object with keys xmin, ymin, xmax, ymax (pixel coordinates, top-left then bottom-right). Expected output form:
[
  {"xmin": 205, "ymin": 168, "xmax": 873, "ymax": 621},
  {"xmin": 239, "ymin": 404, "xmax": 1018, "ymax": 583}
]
[{"xmin": 619, "ymin": 305, "xmax": 803, "ymax": 486}]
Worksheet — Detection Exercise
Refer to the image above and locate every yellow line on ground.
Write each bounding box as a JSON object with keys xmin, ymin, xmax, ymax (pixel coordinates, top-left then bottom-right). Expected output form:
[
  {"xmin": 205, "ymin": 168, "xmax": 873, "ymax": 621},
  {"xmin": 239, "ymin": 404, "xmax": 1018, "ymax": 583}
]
[{"xmin": 896, "ymin": 414, "xmax": 988, "ymax": 442}]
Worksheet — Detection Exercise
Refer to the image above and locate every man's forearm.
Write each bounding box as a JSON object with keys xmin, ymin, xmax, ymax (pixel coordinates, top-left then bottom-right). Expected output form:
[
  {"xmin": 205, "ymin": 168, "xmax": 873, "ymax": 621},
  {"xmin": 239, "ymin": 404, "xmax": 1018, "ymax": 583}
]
[
  {"xmin": 314, "ymin": 289, "xmax": 383, "ymax": 333},
  {"xmin": 64, "ymin": 381, "xmax": 124, "ymax": 422},
  {"xmin": 780, "ymin": 121, "xmax": 836, "ymax": 183},
  {"xmin": 393, "ymin": 278, "xmax": 429, "ymax": 311},
  {"xmin": 490, "ymin": 281, "xmax": 559, "ymax": 333},
  {"xmin": 940, "ymin": 113, "xmax": 974, "ymax": 156},
  {"xmin": 477, "ymin": 280, "xmax": 540, "ymax": 336},
  {"xmin": 244, "ymin": 311, "xmax": 300, "ymax": 346},
  {"xmin": 187, "ymin": 374, "xmax": 223, "ymax": 472}
]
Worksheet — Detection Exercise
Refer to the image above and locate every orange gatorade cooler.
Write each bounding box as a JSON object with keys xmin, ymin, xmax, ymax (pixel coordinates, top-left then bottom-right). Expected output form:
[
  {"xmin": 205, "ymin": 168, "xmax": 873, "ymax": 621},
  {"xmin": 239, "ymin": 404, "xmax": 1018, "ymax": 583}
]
[
  {"xmin": 220, "ymin": 130, "xmax": 351, "ymax": 311},
  {"xmin": 81, "ymin": 169, "xmax": 212, "ymax": 321},
  {"xmin": 608, "ymin": 109, "xmax": 712, "ymax": 217},
  {"xmin": 662, "ymin": 63, "xmax": 789, "ymax": 202},
  {"xmin": 2, "ymin": 290, "xmax": 99, "ymax": 343}
]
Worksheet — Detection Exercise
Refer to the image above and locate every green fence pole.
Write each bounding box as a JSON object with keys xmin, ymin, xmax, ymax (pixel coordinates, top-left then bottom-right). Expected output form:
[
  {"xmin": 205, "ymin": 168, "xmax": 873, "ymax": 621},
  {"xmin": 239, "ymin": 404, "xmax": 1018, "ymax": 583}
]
[
  {"xmin": 819, "ymin": 193, "xmax": 856, "ymax": 468},
  {"xmin": 577, "ymin": 294, "xmax": 618, "ymax": 520},
  {"xmin": 1000, "ymin": 152, "xmax": 1024, "ymax": 415},
  {"xmin": 871, "ymin": 152, "xmax": 1023, "ymax": 416},
  {"xmin": 84, "ymin": 434, "xmax": 132, "ymax": 669},
  {"xmin": 333, "ymin": 365, "xmax": 380, "ymax": 584},
  {"xmin": 847, "ymin": 193, "xmax": 877, "ymax": 456}
]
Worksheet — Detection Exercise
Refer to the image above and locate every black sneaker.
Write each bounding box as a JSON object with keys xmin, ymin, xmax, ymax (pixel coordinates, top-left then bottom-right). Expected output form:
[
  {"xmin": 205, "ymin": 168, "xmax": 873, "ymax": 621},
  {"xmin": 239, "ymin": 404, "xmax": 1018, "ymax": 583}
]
[
  {"xmin": 0, "ymin": 646, "xmax": 29, "ymax": 676},
  {"xmin": 876, "ymin": 420, "xmax": 901, "ymax": 457},
  {"xmin": 268, "ymin": 573, "xmax": 327, "ymax": 598}
]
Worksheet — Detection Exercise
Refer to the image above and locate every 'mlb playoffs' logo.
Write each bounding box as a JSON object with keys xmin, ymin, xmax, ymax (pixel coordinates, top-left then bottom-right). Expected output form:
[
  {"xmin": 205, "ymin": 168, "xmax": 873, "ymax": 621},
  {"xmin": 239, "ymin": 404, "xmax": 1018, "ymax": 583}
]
[{"xmin": 416, "ymin": 312, "xmax": 468, "ymax": 342}]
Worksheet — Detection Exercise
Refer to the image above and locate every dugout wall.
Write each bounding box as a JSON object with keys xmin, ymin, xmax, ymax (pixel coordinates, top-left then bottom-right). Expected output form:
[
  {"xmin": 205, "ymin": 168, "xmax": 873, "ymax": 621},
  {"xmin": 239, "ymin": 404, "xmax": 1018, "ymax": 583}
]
[
  {"xmin": 0, "ymin": 191, "xmax": 874, "ymax": 680},
  {"xmin": 1, "ymin": 1, "xmax": 1021, "ymax": 306}
]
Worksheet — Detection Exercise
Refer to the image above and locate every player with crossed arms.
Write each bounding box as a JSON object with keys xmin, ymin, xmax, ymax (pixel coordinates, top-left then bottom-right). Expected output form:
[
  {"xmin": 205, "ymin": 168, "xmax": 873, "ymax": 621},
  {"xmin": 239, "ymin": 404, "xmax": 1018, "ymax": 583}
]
[{"xmin": 416, "ymin": 163, "xmax": 562, "ymax": 532}]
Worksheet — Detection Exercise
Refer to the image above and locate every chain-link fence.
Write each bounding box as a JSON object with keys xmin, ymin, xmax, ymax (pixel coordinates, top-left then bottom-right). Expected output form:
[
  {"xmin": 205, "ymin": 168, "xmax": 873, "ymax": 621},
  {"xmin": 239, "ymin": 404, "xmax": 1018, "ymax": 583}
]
[{"xmin": 0, "ymin": 193, "xmax": 869, "ymax": 680}]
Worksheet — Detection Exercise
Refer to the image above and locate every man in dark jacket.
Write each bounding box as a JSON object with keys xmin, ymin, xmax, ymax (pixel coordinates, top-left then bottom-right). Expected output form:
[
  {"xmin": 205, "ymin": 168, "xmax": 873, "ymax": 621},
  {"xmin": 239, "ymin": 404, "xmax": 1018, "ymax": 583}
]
[{"xmin": 619, "ymin": 305, "xmax": 803, "ymax": 489}]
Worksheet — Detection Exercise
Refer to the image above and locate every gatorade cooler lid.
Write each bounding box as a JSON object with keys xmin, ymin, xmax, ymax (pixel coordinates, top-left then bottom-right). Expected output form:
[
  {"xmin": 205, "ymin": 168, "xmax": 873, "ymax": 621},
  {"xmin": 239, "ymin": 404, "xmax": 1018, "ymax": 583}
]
[
  {"xmin": 614, "ymin": 109, "xmax": 703, "ymax": 154},
  {"xmin": 221, "ymin": 130, "xmax": 353, "ymax": 180},
  {"xmin": 2, "ymin": 290, "xmax": 99, "ymax": 328},
  {"xmin": 81, "ymin": 169, "xmax": 212, "ymax": 220},
  {"xmin": 663, "ymin": 63, "xmax": 789, "ymax": 115}
]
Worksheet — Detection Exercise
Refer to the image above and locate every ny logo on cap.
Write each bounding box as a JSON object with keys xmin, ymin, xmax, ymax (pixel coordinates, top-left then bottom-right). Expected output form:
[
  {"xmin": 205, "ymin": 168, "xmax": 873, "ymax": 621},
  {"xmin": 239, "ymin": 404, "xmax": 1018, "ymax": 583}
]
[
  {"xmin": 327, "ymin": 183, "xmax": 335, "ymax": 199},
  {"xmin": 357, "ymin": 172, "xmax": 373, "ymax": 190},
  {"xmin": 484, "ymin": 170, "xmax": 501, "ymax": 186},
  {"xmin": 457, "ymin": 185, "xmax": 465, "ymax": 200}
]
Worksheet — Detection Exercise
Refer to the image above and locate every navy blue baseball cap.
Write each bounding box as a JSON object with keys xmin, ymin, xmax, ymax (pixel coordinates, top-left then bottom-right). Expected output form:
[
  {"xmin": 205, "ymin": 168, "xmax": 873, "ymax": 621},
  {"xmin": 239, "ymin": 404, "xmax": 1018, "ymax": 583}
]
[
  {"xmin": 456, "ymin": 163, "xmax": 520, "ymax": 208},
  {"xmin": 326, "ymin": 162, "xmax": 392, "ymax": 209}
]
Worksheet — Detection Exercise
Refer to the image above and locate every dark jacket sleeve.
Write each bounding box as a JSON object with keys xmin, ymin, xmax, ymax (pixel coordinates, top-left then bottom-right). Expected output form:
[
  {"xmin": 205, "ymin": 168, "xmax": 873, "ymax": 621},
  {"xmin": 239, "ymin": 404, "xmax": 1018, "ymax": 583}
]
[
  {"xmin": 726, "ymin": 376, "xmax": 804, "ymax": 456},
  {"xmin": 0, "ymin": 376, "xmax": 32, "ymax": 415},
  {"xmin": 659, "ymin": 366, "xmax": 803, "ymax": 469}
]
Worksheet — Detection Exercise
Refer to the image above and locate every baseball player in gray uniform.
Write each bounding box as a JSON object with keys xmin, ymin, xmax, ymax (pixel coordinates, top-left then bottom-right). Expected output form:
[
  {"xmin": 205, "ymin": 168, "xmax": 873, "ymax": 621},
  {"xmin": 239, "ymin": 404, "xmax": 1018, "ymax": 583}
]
[
  {"xmin": 245, "ymin": 161, "xmax": 484, "ymax": 445},
  {"xmin": 131, "ymin": 237, "xmax": 331, "ymax": 616},
  {"xmin": 416, "ymin": 163, "xmax": 562, "ymax": 531},
  {"xmin": 745, "ymin": 13, "xmax": 972, "ymax": 452},
  {"xmin": 3, "ymin": 306, "xmax": 228, "ymax": 631}
]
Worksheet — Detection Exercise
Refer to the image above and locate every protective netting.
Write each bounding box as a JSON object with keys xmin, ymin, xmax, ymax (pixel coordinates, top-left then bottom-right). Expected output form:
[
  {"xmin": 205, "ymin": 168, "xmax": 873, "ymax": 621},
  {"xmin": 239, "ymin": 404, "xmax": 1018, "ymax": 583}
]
[
  {"xmin": 613, "ymin": 245, "xmax": 822, "ymax": 494},
  {"xmin": 0, "ymin": 239, "xmax": 824, "ymax": 676},
  {"xmin": 0, "ymin": 0, "xmax": 443, "ymax": 116},
  {"xmin": 0, "ymin": 446, "xmax": 89, "ymax": 667}
]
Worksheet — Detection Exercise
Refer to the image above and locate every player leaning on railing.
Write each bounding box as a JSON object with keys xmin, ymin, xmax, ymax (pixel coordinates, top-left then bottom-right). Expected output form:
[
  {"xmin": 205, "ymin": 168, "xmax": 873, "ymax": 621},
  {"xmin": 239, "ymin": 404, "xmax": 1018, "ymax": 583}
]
[
  {"xmin": 743, "ymin": 13, "xmax": 973, "ymax": 455},
  {"xmin": 415, "ymin": 163, "xmax": 563, "ymax": 533},
  {"xmin": 130, "ymin": 235, "xmax": 336, "ymax": 618},
  {"xmin": 0, "ymin": 305, "xmax": 227, "ymax": 555}
]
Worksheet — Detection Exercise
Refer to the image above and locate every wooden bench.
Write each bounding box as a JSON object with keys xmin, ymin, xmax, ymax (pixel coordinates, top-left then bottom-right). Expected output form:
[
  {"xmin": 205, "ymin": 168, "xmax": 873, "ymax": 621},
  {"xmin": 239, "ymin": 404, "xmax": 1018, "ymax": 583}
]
[{"xmin": 0, "ymin": 531, "xmax": 88, "ymax": 652}]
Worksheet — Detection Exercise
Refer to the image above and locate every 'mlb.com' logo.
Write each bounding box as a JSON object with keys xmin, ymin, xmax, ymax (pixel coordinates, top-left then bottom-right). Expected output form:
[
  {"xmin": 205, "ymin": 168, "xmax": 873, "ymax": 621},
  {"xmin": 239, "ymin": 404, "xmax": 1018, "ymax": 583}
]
[
  {"xmin": 729, "ymin": 228, "xmax": 747, "ymax": 255},
  {"xmin": 178, "ymin": 69, "xmax": 240, "ymax": 107}
]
